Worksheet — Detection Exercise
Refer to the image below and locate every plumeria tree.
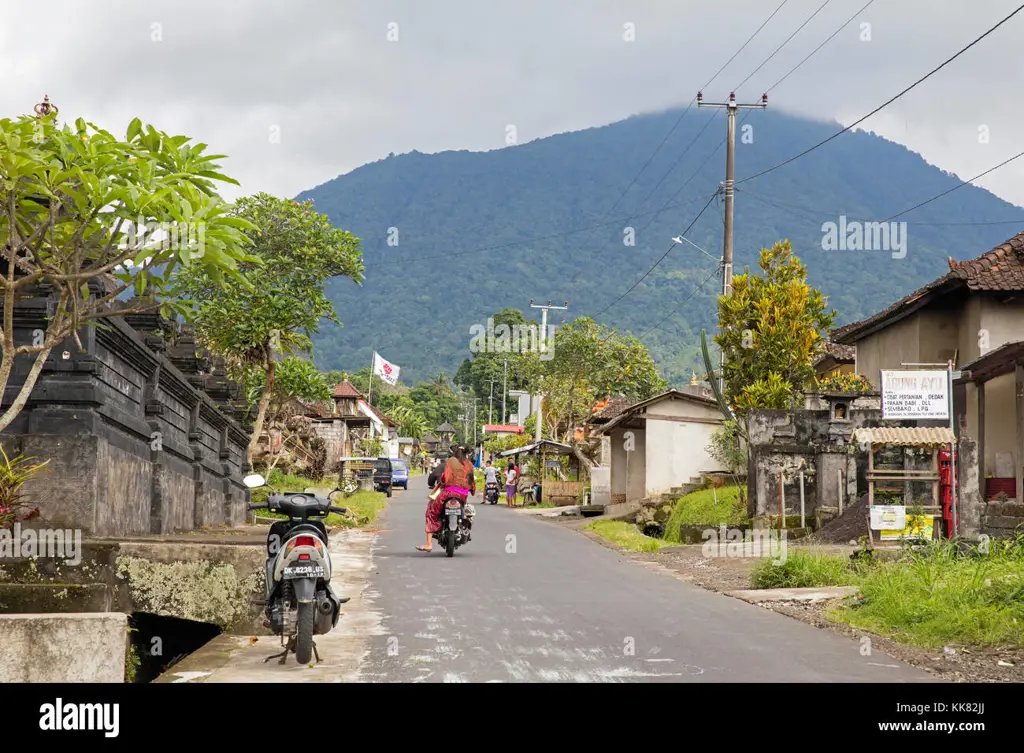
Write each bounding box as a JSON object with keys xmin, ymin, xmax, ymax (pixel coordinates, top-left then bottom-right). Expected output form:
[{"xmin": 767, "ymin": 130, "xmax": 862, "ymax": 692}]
[
  {"xmin": 0, "ymin": 112, "xmax": 256, "ymax": 432},
  {"xmin": 180, "ymin": 193, "xmax": 363, "ymax": 464}
]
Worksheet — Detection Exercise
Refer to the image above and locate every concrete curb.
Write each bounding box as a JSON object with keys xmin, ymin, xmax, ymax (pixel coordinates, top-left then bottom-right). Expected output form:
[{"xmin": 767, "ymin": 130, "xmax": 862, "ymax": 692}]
[{"xmin": 725, "ymin": 586, "xmax": 860, "ymax": 604}]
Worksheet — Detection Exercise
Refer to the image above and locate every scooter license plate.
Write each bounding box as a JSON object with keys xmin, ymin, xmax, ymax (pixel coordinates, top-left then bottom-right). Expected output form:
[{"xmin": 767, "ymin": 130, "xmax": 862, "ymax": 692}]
[{"xmin": 283, "ymin": 564, "xmax": 324, "ymax": 579}]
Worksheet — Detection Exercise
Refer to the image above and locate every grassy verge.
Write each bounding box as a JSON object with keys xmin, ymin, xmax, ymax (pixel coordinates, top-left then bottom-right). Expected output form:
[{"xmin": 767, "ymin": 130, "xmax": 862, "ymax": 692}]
[
  {"xmin": 585, "ymin": 520, "xmax": 672, "ymax": 553},
  {"xmin": 750, "ymin": 549, "xmax": 862, "ymax": 589},
  {"xmin": 251, "ymin": 469, "xmax": 388, "ymax": 528},
  {"xmin": 749, "ymin": 536, "xmax": 1024, "ymax": 649},
  {"xmin": 663, "ymin": 484, "xmax": 745, "ymax": 543}
]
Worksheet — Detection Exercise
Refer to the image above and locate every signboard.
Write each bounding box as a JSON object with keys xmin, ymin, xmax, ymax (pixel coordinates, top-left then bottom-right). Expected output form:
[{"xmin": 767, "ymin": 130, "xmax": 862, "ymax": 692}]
[
  {"xmin": 881, "ymin": 370, "xmax": 949, "ymax": 419},
  {"xmin": 870, "ymin": 504, "xmax": 905, "ymax": 531},
  {"xmin": 881, "ymin": 514, "xmax": 935, "ymax": 541}
]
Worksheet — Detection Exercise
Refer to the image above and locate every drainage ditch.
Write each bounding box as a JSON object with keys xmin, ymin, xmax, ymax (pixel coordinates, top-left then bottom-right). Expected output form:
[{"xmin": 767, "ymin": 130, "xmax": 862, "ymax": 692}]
[{"xmin": 126, "ymin": 612, "xmax": 222, "ymax": 683}]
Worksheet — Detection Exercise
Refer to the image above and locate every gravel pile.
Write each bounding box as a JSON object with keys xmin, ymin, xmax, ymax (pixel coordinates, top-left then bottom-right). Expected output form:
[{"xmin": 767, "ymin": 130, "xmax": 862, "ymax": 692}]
[{"xmin": 812, "ymin": 494, "xmax": 871, "ymax": 544}]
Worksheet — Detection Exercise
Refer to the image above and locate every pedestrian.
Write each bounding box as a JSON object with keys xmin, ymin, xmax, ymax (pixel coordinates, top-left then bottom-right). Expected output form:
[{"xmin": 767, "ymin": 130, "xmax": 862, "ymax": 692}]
[{"xmin": 504, "ymin": 461, "xmax": 518, "ymax": 507}]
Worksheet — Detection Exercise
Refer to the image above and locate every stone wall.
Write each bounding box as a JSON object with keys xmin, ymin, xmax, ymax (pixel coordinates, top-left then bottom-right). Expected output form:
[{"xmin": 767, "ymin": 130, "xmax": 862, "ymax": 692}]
[
  {"xmin": 1, "ymin": 296, "xmax": 251, "ymax": 537},
  {"xmin": 747, "ymin": 395, "xmax": 944, "ymax": 522}
]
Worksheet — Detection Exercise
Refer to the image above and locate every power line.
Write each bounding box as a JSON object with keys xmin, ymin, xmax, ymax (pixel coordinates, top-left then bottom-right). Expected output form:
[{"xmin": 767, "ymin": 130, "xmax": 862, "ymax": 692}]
[
  {"xmin": 610, "ymin": 0, "xmax": 867, "ymax": 258},
  {"xmin": 639, "ymin": 264, "xmax": 723, "ymax": 338},
  {"xmin": 736, "ymin": 174, "xmax": 1024, "ymax": 226},
  {"xmin": 737, "ymin": 3, "xmax": 1024, "ymax": 184},
  {"xmin": 765, "ymin": 0, "xmax": 876, "ymax": 92},
  {"xmin": 373, "ymin": 191, "xmax": 713, "ymax": 265},
  {"xmin": 566, "ymin": 0, "xmax": 792, "ymax": 281},
  {"xmin": 591, "ymin": 191, "xmax": 719, "ymax": 319},
  {"xmin": 881, "ymin": 150, "xmax": 1024, "ymax": 222},
  {"xmin": 733, "ymin": 0, "xmax": 834, "ymax": 92}
]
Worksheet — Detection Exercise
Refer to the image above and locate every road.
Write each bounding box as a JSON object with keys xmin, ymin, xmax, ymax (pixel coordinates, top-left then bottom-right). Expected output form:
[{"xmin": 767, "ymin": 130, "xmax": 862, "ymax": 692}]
[{"xmin": 356, "ymin": 474, "xmax": 932, "ymax": 683}]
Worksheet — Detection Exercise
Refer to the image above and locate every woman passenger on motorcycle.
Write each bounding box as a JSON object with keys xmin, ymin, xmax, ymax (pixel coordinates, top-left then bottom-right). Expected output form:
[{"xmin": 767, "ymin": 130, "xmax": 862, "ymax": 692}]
[{"xmin": 418, "ymin": 445, "xmax": 475, "ymax": 552}]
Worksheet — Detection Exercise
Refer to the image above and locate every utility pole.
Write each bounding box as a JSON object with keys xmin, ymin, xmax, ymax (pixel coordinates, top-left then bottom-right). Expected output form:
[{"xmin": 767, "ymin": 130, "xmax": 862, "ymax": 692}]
[
  {"xmin": 529, "ymin": 299, "xmax": 568, "ymax": 443},
  {"xmin": 502, "ymin": 359, "xmax": 508, "ymax": 425},
  {"xmin": 697, "ymin": 90, "xmax": 766, "ymax": 391},
  {"xmin": 487, "ymin": 379, "xmax": 496, "ymax": 425}
]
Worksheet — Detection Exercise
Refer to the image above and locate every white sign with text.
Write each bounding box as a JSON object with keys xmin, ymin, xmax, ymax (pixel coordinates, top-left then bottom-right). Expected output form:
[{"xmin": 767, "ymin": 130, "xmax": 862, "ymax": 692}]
[
  {"xmin": 881, "ymin": 370, "xmax": 949, "ymax": 419},
  {"xmin": 870, "ymin": 505, "xmax": 906, "ymax": 531}
]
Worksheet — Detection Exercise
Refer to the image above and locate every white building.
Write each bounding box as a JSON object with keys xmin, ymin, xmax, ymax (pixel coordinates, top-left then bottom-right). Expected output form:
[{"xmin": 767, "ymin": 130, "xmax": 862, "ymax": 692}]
[{"xmin": 593, "ymin": 388, "xmax": 728, "ymax": 502}]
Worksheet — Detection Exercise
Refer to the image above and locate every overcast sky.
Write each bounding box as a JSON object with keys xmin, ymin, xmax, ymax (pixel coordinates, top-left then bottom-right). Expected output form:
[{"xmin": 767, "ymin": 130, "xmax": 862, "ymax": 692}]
[{"xmin": 3, "ymin": 0, "xmax": 1022, "ymax": 206}]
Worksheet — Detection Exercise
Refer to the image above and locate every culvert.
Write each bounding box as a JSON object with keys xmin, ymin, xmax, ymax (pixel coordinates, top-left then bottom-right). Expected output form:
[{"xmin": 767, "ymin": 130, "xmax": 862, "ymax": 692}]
[{"xmin": 126, "ymin": 612, "xmax": 221, "ymax": 683}]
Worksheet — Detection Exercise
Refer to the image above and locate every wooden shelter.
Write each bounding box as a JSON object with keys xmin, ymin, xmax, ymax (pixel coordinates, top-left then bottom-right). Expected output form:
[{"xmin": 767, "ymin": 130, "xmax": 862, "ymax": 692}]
[{"xmin": 497, "ymin": 440, "xmax": 584, "ymax": 506}]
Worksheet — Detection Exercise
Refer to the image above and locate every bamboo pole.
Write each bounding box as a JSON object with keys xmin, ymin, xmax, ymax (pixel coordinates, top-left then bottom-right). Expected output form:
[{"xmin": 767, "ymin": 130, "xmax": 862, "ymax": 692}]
[{"xmin": 799, "ymin": 471, "xmax": 805, "ymax": 529}]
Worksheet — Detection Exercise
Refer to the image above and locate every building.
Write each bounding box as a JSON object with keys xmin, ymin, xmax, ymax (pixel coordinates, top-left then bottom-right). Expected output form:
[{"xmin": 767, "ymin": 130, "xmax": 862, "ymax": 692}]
[
  {"xmin": 310, "ymin": 380, "xmax": 398, "ymax": 466},
  {"xmin": 591, "ymin": 388, "xmax": 728, "ymax": 503},
  {"xmin": 832, "ymin": 231, "xmax": 1024, "ymax": 525},
  {"xmin": 507, "ymin": 390, "xmax": 540, "ymax": 426},
  {"xmin": 813, "ymin": 342, "xmax": 856, "ymax": 380},
  {"xmin": 481, "ymin": 424, "xmax": 523, "ymax": 439}
]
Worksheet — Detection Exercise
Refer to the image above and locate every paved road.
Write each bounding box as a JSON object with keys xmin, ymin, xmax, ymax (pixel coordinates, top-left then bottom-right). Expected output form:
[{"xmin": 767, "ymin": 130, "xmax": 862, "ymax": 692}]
[{"xmin": 357, "ymin": 474, "xmax": 932, "ymax": 683}]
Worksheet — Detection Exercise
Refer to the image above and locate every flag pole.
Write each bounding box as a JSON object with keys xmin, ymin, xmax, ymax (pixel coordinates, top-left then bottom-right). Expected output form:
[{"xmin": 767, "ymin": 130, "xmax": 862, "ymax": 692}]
[{"xmin": 368, "ymin": 351, "xmax": 375, "ymax": 406}]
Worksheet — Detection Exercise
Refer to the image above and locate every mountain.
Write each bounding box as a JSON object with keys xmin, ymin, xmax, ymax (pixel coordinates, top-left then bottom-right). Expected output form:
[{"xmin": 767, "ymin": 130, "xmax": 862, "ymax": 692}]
[{"xmin": 297, "ymin": 106, "xmax": 1024, "ymax": 386}]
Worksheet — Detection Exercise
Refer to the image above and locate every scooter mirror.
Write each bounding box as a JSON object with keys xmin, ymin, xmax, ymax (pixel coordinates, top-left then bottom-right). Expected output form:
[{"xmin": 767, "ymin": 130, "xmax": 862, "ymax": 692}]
[{"xmin": 243, "ymin": 473, "xmax": 266, "ymax": 488}]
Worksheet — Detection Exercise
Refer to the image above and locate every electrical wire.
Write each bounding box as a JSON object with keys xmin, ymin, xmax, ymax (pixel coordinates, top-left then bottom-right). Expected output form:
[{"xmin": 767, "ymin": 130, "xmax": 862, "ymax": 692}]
[{"xmin": 736, "ymin": 3, "xmax": 1024, "ymax": 184}]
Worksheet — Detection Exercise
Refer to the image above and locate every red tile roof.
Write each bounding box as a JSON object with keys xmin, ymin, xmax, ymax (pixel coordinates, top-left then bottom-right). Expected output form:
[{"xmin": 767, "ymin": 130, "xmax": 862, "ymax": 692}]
[
  {"xmin": 833, "ymin": 231, "xmax": 1024, "ymax": 343},
  {"xmin": 333, "ymin": 380, "xmax": 363, "ymax": 398},
  {"xmin": 360, "ymin": 400, "xmax": 396, "ymax": 426},
  {"xmin": 589, "ymin": 396, "xmax": 634, "ymax": 422}
]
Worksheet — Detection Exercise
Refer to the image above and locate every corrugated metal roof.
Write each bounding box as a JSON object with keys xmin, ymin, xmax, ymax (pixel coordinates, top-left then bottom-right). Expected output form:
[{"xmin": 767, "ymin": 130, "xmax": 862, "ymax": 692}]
[{"xmin": 852, "ymin": 427, "xmax": 956, "ymax": 446}]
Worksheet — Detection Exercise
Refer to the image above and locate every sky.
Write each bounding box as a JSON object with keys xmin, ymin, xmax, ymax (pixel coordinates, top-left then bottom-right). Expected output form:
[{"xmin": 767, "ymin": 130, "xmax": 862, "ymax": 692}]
[{"xmin": 2, "ymin": 0, "xmax": 1022, "ymax": 206}]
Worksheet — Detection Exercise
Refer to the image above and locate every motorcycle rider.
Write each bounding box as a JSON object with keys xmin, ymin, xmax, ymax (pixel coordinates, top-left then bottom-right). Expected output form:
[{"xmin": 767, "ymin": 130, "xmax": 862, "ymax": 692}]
[{"xmin": 418, "ymin": 444, "xmax": 475, "ymax": 552}]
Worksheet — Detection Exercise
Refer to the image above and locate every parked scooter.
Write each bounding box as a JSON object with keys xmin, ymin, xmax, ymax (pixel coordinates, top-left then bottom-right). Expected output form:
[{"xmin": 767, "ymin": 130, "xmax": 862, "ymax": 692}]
[
  {"xmin": 244, "ymin": 473, "xmax": 350, "ymax": 665},
  {"xmin": 484, "ymin": 480, "xmax": 500, "ymax": 505}
]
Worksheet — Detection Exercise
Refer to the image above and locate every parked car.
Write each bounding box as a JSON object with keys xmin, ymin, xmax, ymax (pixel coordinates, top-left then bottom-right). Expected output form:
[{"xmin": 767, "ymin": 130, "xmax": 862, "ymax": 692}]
[
  {"xmin": 373, "ymin": 457, "xmax": 393, "ymax": 497},
  {"xmin": 390, "ymin": 458, "xmax": 409, "ymax": 490}
]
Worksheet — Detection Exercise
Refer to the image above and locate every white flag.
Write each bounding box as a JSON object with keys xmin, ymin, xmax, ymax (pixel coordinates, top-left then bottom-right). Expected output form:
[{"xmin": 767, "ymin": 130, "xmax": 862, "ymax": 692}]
[{"xmin": 372, "ymin": 351, "xmax": 400, "ymax": 386}]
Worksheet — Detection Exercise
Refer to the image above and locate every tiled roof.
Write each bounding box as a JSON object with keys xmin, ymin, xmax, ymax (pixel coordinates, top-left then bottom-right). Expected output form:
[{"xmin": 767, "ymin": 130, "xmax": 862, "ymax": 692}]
[
  {"xmin": 589, "ymin": 396, "xmax": 634, "ymax": 422},
  {"xmin": 948, "ymin": 231, "xmax": 1024, "ymax": 290},
  {"xmin": 813, "ymin": 341, "xmax": 856, "ymax": 366},
  {"xmin": 483, "ymin": 424, "xmax": 523, "ymax": 433},
  {"xmin": 851, "ymin": 427, "xmax": 956, "ymax": 446},
  {"xmin": 833, "ymin": 231, "xmax": 1024, "ymax": 343},
  {"xmin": 333, "ymin": 380, "xmax": 363, "ymax": 398},
  {"xmin": 362, "ymin": 401, "xmax": 396, "ymax": 426}
]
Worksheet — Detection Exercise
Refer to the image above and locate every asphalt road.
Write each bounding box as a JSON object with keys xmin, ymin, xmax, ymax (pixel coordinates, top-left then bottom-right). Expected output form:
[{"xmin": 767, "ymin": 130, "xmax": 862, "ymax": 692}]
[{"xmin": 358, "ymin": 474, "xmax": 932, "ymax": 683}]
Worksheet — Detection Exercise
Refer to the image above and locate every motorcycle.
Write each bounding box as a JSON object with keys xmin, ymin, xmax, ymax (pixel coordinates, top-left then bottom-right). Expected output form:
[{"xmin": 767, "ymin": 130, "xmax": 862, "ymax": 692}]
[
  {"xmin": 484, "ymin": 481, "xmax": 500, "ymax": 505},
  {"xmin": 243, "ymin": 473, "xmax": 350, "ymax": 665},
  {"xmin": 434, "ymin": 496, "xmax": 474, "ymax": 557}
]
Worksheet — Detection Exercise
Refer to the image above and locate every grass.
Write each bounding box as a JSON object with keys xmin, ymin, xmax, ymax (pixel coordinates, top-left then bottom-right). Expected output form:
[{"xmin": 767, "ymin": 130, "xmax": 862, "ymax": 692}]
[
  {"xmin": 585, "ymin": 520, "xmax": 672, "ymax": 553},
  {"xmin": 750, "ymin": 549, "xmax": 862, "ymax": 589},
  {"xmin": 748, "ymin": 534, "xmax": 1024, "ymax": 649},
  {"xmin": 251, "ymin": 469, "xmax": 388, "ymax": 528},
  {"xmin": 831, "ymin": 538, "xmax": 1024, "ymax": 648},
  {"xmin": 663, "ymin": 484, "xmax": 745, "ymax": 543}
]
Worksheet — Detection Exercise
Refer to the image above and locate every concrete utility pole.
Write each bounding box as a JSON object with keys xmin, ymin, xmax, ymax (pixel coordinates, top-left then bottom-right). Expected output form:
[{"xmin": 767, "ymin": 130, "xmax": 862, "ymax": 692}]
[
  {"xmin": 697, "ymin": 91, "xmax": 766, "ymax": 297},
  {"xmin": 487, "ymin": 379, "xmax": 496, "ymax": 425},
  {"xmin": 502, "ymin": 359, "xmax": 508, "ymax": 424},
  {"xmin": 697, "ymin": 91, "xmax": 766, "ymax": 392},
  {"xmin": 529, "ymin": 299, "xmax": 568, "ymax": 442}
]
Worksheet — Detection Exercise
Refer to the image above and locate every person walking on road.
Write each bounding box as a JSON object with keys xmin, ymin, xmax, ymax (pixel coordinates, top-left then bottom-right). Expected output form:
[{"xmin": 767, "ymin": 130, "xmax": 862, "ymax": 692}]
[{"xmin": 504, "ymin": 462, "xmax": 518, "ymax": 507}]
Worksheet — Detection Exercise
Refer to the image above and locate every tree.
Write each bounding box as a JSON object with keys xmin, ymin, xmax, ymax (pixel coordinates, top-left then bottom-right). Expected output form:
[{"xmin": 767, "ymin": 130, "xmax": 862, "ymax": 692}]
[
  {"xmin": 0, "ymin": 112, "xmax": 255, "ymax": 432},
  {"xmin": 517, "ymin": 317, "xmax": 666, "ymax": 442},
  {"xmin": 241, "ymin": 357, "xmax": 331, "ymax": 423},
  {"xmin": 182, "ymin": 193, "xmax": 364, "ymax": 464},
  {"xmin": 715, "ymin": 240, "xmax": 836, "ymax": 422}
]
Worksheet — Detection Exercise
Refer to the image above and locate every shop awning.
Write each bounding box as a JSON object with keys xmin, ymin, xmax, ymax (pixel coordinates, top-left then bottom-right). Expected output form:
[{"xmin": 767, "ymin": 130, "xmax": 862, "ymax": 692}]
[{"xmin": 852, "ymin": 427, "xmax": 956, "ymax": 446}]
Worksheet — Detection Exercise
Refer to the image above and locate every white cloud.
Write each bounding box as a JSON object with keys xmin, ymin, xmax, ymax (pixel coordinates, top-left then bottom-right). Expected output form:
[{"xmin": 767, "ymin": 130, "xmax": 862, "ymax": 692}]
[{"xmin": 3, "ymin": 0, "xmax": 1021, "ymax": 205}]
